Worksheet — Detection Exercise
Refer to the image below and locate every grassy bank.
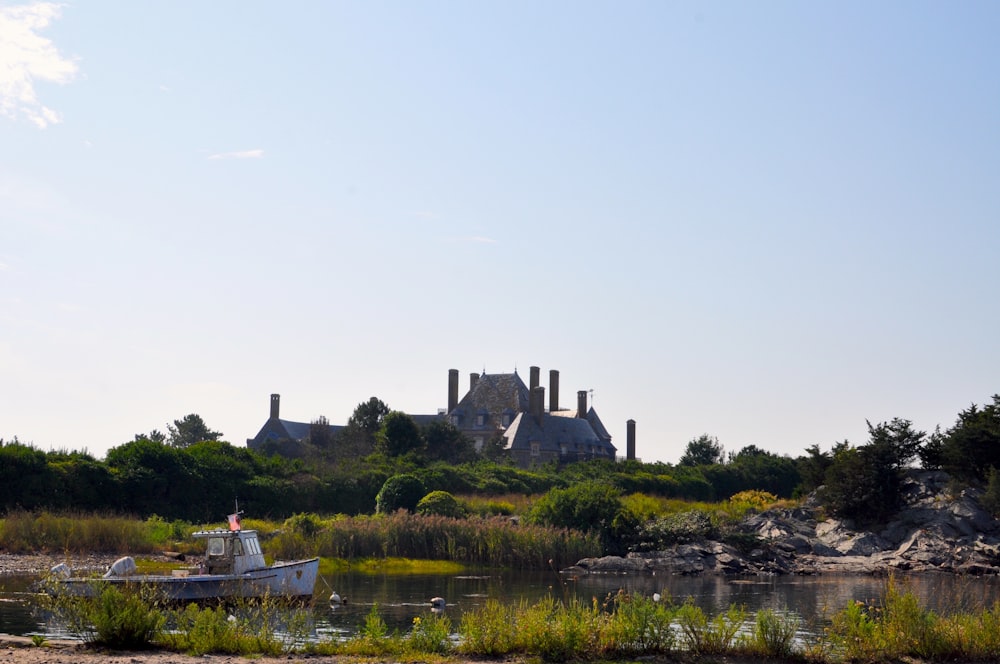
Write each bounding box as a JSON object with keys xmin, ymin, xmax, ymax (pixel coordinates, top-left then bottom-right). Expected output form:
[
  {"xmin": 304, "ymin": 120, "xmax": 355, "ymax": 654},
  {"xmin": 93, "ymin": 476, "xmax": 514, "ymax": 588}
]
[
  {"xmin": 0, "ymin": 511, "xmax": 600, "ymax": 570},
  {"xmin": 39, "ymin": 576, "xmax": 1000, "ymax": 662}
]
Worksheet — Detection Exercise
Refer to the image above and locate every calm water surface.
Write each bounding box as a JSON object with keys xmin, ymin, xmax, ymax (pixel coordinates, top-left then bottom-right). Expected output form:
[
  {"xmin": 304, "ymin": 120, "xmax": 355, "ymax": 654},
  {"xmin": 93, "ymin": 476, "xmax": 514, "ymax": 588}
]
[{"xmin": 3, "ymin": 570, "xmax": 999, "ymax": 640}]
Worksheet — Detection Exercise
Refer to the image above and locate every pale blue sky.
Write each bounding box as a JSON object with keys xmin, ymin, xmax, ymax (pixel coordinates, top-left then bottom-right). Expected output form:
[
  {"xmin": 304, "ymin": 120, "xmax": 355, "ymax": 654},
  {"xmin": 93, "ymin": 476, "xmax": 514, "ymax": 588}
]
[{"xmin": 2, "ymin": 1, "xmax": 998, "ymax": 464}]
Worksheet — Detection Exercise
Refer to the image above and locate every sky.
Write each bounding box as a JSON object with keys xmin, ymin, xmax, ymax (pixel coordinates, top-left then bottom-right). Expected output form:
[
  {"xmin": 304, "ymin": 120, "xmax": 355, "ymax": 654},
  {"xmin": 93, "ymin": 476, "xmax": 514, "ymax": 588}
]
[{"xmin": 2, "ymin": 1, "xmax": 999, "ymax": 465}]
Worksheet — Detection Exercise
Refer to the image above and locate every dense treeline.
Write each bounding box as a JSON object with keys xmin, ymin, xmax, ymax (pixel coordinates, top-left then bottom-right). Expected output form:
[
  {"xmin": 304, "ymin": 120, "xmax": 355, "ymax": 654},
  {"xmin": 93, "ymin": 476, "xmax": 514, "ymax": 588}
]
[
  {"xmin": 0, "ymin": 435, "xmax": 797, "ymax": 523},
  {"xmin": 3, "ymin": 393, "xmax": 999, "ymax": 532}
]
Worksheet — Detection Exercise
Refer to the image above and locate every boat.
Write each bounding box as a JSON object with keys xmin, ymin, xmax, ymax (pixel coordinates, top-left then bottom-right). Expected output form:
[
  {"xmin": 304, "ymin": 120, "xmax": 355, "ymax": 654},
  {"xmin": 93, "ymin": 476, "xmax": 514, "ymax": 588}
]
[{"xmin": 49, "ymin": 515, "xmax": 319, "ymax": 602}]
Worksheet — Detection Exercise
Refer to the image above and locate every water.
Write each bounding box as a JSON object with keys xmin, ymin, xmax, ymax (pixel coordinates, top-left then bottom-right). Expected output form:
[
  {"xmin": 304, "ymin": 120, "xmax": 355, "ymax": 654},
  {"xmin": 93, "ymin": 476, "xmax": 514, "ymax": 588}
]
[{"xmin": 3, "ymin": 570, "xmax": 1000, "ymax": 640}]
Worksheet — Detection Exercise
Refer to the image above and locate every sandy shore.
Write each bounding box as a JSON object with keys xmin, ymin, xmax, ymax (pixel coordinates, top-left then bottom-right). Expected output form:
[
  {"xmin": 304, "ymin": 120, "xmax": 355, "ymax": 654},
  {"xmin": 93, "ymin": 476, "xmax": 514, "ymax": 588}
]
[
  {"xmin": 0, "ymin": 637, "xmax": 254, "ymax": 664},
  {"xmin": 0, "ymin": 641, "xmax": 792, "ymax": 664}
]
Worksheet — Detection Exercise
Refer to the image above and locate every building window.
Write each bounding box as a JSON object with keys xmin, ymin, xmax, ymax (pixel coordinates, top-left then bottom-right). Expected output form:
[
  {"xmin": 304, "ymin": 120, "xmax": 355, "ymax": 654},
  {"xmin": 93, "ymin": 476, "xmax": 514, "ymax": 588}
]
[
  {"xmin": 530, "ymin": 442, "xmax": 541, "ymax": 457},
  {"xmin": 476, "ymin": 413, "xmax": 486, "ymax": 426}
]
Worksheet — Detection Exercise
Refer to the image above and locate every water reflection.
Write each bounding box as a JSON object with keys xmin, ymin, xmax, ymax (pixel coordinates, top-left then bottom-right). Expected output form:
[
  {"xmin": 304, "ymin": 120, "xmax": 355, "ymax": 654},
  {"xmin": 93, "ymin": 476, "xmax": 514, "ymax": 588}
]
[{"xmin": 3, "ymin": 570, "xmax": 999, "ymax": 640}]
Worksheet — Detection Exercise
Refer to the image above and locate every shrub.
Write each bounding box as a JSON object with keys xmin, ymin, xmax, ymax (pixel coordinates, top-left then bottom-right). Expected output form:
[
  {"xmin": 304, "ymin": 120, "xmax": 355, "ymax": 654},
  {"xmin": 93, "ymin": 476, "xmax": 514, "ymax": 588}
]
[
  {"xmin": 284, "ymin": 512, "xmax": 324, "ymax": 538},
  {"xmin": 526, "ymin": 481, "xmax": 624, "ymax": 549},
  {"xmin": 620, "ymin": 492, "xmax": 666, "ymax": 522},
  {"xmin": 340, "ymin": 603, "xmax": 404, "ymax": 656},
  {"xmin": 598, "ymin": 592, "xmax": 676, "ymax": 655},
  {"xmin": 416, "ymin": 490, "xmax": 465, "ymax": 518},
  {"xmin": 515, "ymin": 596, "xmax": 599, "ymax": 661},
  {"xmin": 457, "ymin": 599, "xmax": 518, "ymax": 656},
  {"xmin": 406, "ymin": 613, "xmax": 452, "ymax": 654},
  {"xmin": 729, "ymin": 489, "xmax": 778, "ymax": 510},
  {"xmin": 744, "ymin": 608, "xmax": 798, "ymax": 657},
  {"xmin": 375, "ymin": 474, "xmax": 426, "ymax": 514},
  {"xmin": 43, "ymin": 582, "xmax": 165, "ymax": 648},
  {"xmin": 676, "ymin": 599, "xmax": 745, "ymax": 654}
]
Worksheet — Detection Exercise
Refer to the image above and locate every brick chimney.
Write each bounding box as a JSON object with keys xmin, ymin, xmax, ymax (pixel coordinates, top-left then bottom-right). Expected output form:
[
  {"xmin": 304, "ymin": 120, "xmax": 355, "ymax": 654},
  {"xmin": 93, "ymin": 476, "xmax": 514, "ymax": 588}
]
[
  {"xmin": 549, "ymin": 370, "xmax": 559, "ymax": 412},
  {"xmin": 270, "ymin": 394, "xmax": 280, "ymax": 419},
  {"xmin": 470, "ymin": 372, "xmax": 479, "ymax": 392},
  {"xmin": 627, "ymin": 419, "xmax": 636, "ymax": 460},
  {"xmin": 577, "ymin": 390, "xmax": 588, "ymax": 418},
  {"xmin": 529, "ymin": 365, "xmax": 540, "ymax": 391},
  {"xmin": 448, "ymin": 369, "xmax": 459, "ymax": 413},
  {"xmin": 532, "ymin": 386, "xmax": 545, "ymax": 425}
]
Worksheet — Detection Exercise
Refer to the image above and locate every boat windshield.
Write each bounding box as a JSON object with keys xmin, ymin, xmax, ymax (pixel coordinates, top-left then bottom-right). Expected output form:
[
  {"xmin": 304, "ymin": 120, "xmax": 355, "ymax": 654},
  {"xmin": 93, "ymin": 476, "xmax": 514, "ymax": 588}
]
[{"xmin": 207, "ymin": 537, "xmax": 226, "ymax": 556}]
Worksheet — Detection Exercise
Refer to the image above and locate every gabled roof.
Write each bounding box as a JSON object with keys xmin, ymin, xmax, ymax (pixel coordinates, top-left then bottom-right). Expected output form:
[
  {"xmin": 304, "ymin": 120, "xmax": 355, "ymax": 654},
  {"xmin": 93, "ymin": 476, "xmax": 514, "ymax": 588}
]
[
  {"xmin": 586, "ymin": 408, "xmax": 612, "ymax": 442},
  {"xmin": 503, "ymin": 411, "xmax": 616, "ymax": 456},
  {"xmin": 246, "ymin": 418, "xmax": 343, "ymax": 449},
  {"xmin": 450, "ymin": 372, "xmax": 530, "ymax": 426}
]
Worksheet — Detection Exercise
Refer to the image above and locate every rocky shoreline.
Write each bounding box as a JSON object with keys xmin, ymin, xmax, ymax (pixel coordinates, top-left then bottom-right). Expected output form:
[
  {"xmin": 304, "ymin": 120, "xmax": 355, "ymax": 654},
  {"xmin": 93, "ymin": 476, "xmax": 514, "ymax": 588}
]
[
  {"xmin": 567, "ymin": 471, "xmax": 1000, "ymax": 577},
  {"xmin": 0, "ymin": 554, "xmax": 122, "ymax": 577}
]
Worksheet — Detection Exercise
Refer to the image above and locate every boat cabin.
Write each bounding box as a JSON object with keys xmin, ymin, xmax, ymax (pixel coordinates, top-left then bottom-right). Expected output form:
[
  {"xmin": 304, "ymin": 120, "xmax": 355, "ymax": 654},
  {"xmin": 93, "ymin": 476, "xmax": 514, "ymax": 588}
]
[{"xmin": 193, "ymin": 529, "xmax": 266, "ymax": 575}]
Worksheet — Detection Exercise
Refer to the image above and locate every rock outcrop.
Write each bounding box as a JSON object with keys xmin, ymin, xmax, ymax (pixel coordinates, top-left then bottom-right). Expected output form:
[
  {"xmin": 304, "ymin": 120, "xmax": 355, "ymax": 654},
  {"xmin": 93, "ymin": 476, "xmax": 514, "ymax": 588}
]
[{"xmin": 567, "ymin": 471, "xmax": 1000, "ymax": 576}]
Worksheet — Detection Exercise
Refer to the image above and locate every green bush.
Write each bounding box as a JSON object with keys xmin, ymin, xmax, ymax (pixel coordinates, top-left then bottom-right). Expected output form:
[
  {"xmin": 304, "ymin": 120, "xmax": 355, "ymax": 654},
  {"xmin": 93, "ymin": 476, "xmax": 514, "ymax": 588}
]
[
  {"xmin": 43, "ymin": 583, "xmax": 165, "ymax": 648},
  {"xmin": 162, "ymin": 594, "xmax": 310, "ymax": 656},
  {"xmin": 406, "ymin": 613, "xmax": 452, "ymax": 653},
  {"xmin": 416, "ymin": 490, "xmax": 465, "ymax": 518},
  {"xmin": 676, "ymin": 599, "xmax": 745, "ymax": 654},
  {"xmin": 283, "ymin": 512, "xmax": 324, "ymax": 538},
  {"xmin": 457, "ymin": 599, "xmax": 518, "ymax": 656},
  {"xmin": 599, "ymin": 592, "xmax": 676, "ymax": 655},
  {"xmin": 744, "ymin": 608, "xmax": 798, "ymax": 658},
  {"xmin": 375, "ymin": 474, "xmax": 427, "ymax": 514},
  {"xmin": 526, "ymin": 481, "xmax": 624, "ymax": 549}
]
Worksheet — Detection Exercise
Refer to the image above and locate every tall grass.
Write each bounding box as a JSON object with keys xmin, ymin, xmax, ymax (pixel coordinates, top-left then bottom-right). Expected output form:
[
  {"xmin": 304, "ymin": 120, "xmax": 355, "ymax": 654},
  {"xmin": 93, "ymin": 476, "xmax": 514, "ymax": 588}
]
[
  {"xmin": 0, "ymin": 511, "xmax": 164, "ymax": 554},
  {"xmin": 41, "ymin": 578, "xmax": 1000, "ymax": 662},
  {"xmin": 827, "ymin": 576, "xmax": 1000, "ymax": 662},
  {"xmin": 458, "ymin": 492, "xmax": 535, "ymax": 516},
  {"xmin": 269, "ymin": 511, "xmax": 600, "ymax": 569},
  {"xmin": 1, "ymin": 510, "xmax": 598, "ymax": 570}
]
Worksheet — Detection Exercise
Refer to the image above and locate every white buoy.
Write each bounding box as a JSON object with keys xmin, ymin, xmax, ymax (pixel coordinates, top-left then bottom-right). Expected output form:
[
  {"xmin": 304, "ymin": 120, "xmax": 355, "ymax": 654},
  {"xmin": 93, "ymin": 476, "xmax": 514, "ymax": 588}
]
[
  {"xmin": 430, "ymin": 596, "xmax": 446, "ymax": 609},
  {"xmin": 652, "ymin": 593, "xmax": 662, "ymax": 602},
  {"xmin": 330, "ymin": 591, "xmax": 343, "ymax": 604}
]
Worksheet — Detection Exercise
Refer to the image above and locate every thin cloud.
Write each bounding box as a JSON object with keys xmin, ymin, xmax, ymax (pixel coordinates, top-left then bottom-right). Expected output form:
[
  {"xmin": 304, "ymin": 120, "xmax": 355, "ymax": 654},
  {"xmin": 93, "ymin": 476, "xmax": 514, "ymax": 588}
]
[
  {"xmin": 207, "ymin": 149, "xmax": 264, "ymax": 160},
  {"xmin": 0, "ymin": 2, "xmax": 78, "ymax": 128}
]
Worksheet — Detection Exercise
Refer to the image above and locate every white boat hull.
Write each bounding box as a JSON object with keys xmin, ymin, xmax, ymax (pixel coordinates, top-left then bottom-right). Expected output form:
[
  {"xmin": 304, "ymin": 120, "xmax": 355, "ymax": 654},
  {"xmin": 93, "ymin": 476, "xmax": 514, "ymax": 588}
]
[{"xmin": 58, "ymin": 558, "xmax": 319, "ymax": 602}]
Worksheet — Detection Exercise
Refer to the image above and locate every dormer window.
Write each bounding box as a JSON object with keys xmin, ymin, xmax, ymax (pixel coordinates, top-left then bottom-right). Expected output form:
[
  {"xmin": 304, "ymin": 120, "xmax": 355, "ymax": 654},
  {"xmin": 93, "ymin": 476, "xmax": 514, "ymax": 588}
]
[{"xmin": 476, "ymin": 412, "xmax": 486, "ymax": 426}]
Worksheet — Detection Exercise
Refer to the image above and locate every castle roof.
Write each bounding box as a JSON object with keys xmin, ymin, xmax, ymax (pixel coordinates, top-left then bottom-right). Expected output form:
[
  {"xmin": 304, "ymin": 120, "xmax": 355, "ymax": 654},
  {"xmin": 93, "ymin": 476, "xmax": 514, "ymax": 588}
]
[{"xmin": 503, "ymin": 411, "xmax": 617, "ymax": 457}]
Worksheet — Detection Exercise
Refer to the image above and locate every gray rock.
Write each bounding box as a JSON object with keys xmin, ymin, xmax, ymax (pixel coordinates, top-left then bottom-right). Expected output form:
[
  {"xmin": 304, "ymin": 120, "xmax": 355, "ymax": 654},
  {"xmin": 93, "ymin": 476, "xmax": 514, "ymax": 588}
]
[{"xmin": 565, "ymin": 470, "xmax": 1000, "ymax": 577}]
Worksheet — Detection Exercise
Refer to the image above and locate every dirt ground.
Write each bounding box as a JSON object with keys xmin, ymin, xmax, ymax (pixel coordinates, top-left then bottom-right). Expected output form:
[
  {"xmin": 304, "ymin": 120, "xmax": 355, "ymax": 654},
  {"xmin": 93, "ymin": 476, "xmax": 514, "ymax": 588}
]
[
  {"xmin": 0, "ymin": 638, "xmax": 246, "ymax": 664},
  {"xmin": 0, "ymin": 641, "xmax": 792, "ymax": 664}
]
